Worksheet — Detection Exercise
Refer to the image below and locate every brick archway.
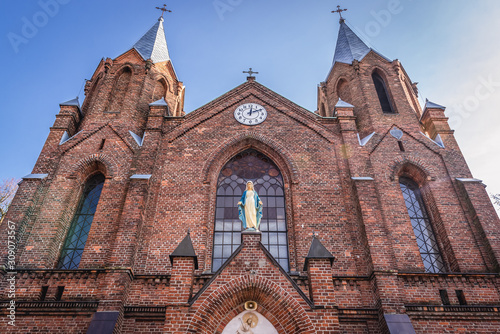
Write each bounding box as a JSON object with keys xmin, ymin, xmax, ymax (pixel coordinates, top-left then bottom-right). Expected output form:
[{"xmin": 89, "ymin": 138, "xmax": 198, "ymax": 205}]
[
  {"xmin": 70, "ymin": 153, "xmax": 117, "ymax": 181},
  {"xmin": 202, "ymin": 132, "xmax": 299, "ymax": 185},
  {"xmin": 187, "ymin": 275, "xmax": 315, "ymax": 334}
]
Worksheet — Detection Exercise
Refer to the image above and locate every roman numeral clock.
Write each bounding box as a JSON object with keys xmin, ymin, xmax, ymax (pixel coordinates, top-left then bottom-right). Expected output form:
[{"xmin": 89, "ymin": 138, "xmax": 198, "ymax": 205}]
[{"xmin": 234, "ymin": 103, "xmax": 268, "ymax": 125}]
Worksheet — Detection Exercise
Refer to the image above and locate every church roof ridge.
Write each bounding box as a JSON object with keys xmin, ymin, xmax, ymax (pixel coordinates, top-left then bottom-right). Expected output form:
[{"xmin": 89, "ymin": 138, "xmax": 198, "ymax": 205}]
[{"xmin": 132, "ymin": 17, "xmax": 170, "ymax": 63}]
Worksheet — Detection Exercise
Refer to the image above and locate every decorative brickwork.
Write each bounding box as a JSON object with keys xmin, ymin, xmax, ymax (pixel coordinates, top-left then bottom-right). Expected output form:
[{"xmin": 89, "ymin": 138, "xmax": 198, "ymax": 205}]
[{"xmin": 1, "ymin": 15, "xmax": 500, "ymax": 334}]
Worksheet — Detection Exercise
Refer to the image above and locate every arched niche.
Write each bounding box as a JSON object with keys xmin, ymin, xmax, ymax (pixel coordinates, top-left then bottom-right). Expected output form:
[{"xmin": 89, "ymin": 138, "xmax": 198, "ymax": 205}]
[
  {"xmin": 336, "ymin": 78, "xmax": 352, "ymax": 104},
  {"xmin": 107, "ymin": 66, "xmax": 132, "ymax": 112},
  {"xmin": 152, "ymin": 78, "xmax": 167, "ymax": 102}
]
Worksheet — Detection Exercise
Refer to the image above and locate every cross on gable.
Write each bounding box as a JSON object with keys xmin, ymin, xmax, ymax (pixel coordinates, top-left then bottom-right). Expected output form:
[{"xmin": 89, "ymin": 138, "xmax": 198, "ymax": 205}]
[{"xmin": 243, "ymin": 68, "xmax": 259, "ymax": 78}]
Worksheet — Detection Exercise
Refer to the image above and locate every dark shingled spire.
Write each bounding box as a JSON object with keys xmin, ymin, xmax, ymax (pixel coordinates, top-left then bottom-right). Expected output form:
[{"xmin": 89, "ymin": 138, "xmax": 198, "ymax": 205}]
[
  {"xmin": 333, "ymin": 21, "xmax": 391, "ymax": 65},
  {"xmin": 169, "ymin": 232, "xmax": 198, "ymax": 269},
  {"xmin": 132, "ymin": 17, "xmax": 170, "ymax": 63},
  {"xmin": 303, "ymin": 235, "xmax": 335, "ymax": 271}
]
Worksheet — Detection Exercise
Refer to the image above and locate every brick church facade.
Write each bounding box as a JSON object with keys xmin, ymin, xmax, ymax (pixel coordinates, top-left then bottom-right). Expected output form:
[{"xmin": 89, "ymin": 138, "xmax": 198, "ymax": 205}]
[{"xmin": 1, "ymin": 11, "xmax": 500, "ymax": 334}]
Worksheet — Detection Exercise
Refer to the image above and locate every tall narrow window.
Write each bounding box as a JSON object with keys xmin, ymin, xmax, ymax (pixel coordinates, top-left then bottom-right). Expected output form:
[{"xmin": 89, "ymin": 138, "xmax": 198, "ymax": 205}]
[
  {"xmin": 372, "ymin": 72, "xmax": 395, "ymax": 113},
  {"xmin": 213, "ymin": 150, "xmax": 289, "ymax": 272},
  {"xmin": 399, "ymin": 177, "xmax": 445, "ymax": 273},
  {"xmin": 58, "ymin": 174, "xmax": 105, "ymax": 269}
]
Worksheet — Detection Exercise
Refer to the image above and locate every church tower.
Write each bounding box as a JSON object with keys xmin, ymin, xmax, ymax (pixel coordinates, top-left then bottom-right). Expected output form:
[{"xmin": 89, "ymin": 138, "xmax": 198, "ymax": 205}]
[
  {"xmin": 318, "ymin": 16, "xmax": 422, "ymax": 138},
  {"xmin": 82, "ymin": 14, "xmax": 185, "ymax": 128}
]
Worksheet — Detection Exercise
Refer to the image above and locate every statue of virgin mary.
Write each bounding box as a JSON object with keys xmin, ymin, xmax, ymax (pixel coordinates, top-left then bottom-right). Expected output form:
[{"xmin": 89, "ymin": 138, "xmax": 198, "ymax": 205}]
[{"xmin": 238, "ymin": 181, "xmax": 263, "ymax": 231}]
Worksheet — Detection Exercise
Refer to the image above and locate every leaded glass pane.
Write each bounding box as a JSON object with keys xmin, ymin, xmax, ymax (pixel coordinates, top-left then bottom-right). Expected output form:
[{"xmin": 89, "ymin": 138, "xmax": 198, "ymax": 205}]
[
  {"xmin": 57, "ymin": 174, "xmax": 105, "ymax": 269},
  {"xmin": 399, "ymin": 177, "xmax": 445, "ymax": 273},
  {"xmin": 212, "ymin": 150, "xmax": 289, "ymax": 272}
]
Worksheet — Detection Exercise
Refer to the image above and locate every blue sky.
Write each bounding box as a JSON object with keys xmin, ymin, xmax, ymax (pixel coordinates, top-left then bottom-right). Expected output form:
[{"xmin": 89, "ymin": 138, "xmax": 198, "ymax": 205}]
[{"xmin": 1, "ymin": 0, "xmax": 500, "ymax": 198}]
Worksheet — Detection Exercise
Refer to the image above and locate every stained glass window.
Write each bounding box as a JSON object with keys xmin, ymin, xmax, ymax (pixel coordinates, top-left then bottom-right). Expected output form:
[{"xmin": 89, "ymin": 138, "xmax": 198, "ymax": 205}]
[
  {"xmin": 213, "ymin": 150, "xmax": 289, "ymax": 272},
  {"xmin": 399, "ymin": 177, "xmax": 445, "ymax": 273},
  {"xmin": 57, "ymin": 174, "xmax": 105, "ymax": 269}
]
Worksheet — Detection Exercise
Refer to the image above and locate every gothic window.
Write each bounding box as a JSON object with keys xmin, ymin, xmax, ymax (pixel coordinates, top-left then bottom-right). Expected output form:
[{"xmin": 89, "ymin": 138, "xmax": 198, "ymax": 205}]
[
  {"xmin": 108, "ymin": 67, "xmax": 132, "ymax": 112},
  {"xmin": 213, "ymin": 150, "xmax": 289, "ymax": 272},
  {"xmin": 372, "ymin": 71, "xmax": 395, "ymax": 113},
  {"xmin": 399, "ymin": 177, "xmax": 445, "ymax": 273},
  {"xmin": 57, "ymin": 174, "xmax": 105, "ymax": 269}
]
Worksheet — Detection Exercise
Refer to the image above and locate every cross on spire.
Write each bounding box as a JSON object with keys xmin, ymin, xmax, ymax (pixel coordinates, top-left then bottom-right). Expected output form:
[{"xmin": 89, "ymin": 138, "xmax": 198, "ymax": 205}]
[
  {"xmin": 243, "ymin": 68, "xmax": 259, "ymax": 79},
  {"xmin": 156, "ymin": 4, "xmax": 172, "ymax": 19},
  {"xmin": 332, "ymin": 5, "xmax": 348, "ymax": 23}
]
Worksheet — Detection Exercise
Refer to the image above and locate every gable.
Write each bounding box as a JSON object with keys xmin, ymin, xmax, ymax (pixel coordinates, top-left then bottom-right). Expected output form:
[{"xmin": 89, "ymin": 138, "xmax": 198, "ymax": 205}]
[{"xmin": 164, "ymin": 80, "xmax": 337, "ymax": 145}]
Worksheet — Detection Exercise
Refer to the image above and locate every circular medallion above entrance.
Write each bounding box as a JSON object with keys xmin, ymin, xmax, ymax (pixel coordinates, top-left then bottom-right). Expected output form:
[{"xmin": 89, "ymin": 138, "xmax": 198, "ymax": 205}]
[{"xmin": 221, "ymin": 310, "xmax": 278, "ymax": 334}]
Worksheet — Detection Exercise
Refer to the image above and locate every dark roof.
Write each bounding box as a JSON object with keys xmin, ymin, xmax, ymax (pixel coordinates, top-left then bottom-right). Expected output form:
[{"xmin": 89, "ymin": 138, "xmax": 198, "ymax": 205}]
[
  {"xmin": 335, "ymin": 98, "xmax": 354, "ymax": 108},
  {"xmin": 133, "ymin": 18, "xmax": 170, "ymax": 63},
  {"xmin": 424, "ymin": 99, "xmax": 446, "ymax": 110},
  {"xmin": 303, "ymin": 236, "xmax": 335, "ymax": 271},
  {"xmin": 149, "ymin": 97, "xmax": 169, "ymax": 107},
  {"xmin": 333, "ymin": 22, "xmax": 391, "ymax": 65},
  {"xmin": 169, "ymin": 233, "xmax": 198, "ymax": 269},
  {"xmin": 60, "ymin": 97, "xmax": 80, "ymax": 108}
]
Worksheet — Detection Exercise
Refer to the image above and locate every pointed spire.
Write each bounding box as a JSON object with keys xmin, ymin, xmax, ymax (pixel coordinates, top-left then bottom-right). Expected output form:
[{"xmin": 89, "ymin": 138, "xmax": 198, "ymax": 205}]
[
  {"xmin": 333, "ymin": 22, "xmax": 391, "ymax": 65},
  {"xmin": 149, "ymin": 97, "xmax": 169, "ymax": 106},
  {"xmin": 424, "ymin": 99, "xmax": 446, "ymax": 110},
  {"xmin": 169, "ymin": 231, "xmax": 198, "ymax": 269},
  {"xmin": 59, "ymin": 97, "xmax": 82, "ymax": 116},
  {"xmin": 133, "ymin": 17, "xmax": 170, "ymax": 63},
  {"xmin": 303, "ymin": 235, "xmax": 335, "ymax": 271},
  {"xmin": 59, "ymin": 97, "xmax": 80, "ymax": 108},
  {"xmin": 335, "ymin": 98, "xmax": 354, "ymax": 108}
]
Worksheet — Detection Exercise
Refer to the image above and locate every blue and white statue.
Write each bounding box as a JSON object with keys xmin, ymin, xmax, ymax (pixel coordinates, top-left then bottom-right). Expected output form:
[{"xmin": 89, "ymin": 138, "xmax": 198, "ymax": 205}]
[{"xmin": 238, "ymin": 181, "xmax": 263, "ymax": 231}]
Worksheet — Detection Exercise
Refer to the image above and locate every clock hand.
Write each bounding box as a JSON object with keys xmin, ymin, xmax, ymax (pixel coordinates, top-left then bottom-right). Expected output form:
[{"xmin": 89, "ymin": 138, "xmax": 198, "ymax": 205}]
[{"xmin": 247, "ymin": 106, "xmax": 253, "ymax": 116}]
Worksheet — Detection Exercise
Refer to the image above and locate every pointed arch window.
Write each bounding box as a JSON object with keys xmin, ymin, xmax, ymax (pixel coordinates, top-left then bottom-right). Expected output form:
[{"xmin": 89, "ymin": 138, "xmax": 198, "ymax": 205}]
[
  {"xmin": 372, "ymin": 72, "xmax": 395, "ymax": 113},
  {"xmin": 399, "ymin": 177, "xmax": 445, "ymax": 273},
  {"xmin": 213, "ymin": 150, "xmax": 289, "ymax": 272},
  {"xmin": 57, "ymin": 174, "xmax": 105, "ymax": 269}
]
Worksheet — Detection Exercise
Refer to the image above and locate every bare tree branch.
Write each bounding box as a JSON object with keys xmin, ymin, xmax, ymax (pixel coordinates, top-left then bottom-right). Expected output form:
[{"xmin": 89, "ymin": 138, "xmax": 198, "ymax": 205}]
[
  {"xmin": 0, "ymin": 178, "xmax": 19, "ymax": 223},
  {"xmin": 490, "ymin": 193, "xmax": 500, "ymax": 215}
]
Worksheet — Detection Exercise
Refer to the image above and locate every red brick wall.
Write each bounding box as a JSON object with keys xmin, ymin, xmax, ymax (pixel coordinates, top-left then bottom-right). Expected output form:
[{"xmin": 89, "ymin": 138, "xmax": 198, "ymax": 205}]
[{"xmin": 1, "ymin": 33, "xmax": 499, "ymax": 333}]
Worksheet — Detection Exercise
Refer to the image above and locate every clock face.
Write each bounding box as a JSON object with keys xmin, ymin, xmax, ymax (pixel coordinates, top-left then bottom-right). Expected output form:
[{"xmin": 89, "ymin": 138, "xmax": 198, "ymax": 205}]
[{"xmin": 234, "ymin": 103, "xmax": 268, "ymax": 126}]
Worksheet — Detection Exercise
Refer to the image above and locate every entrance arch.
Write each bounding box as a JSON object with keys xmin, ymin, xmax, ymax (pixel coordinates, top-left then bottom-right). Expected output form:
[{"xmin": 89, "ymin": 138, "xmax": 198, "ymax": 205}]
[{"xmin": 187, "ymin": 275, "xmax": 315, "ymax": 334}]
